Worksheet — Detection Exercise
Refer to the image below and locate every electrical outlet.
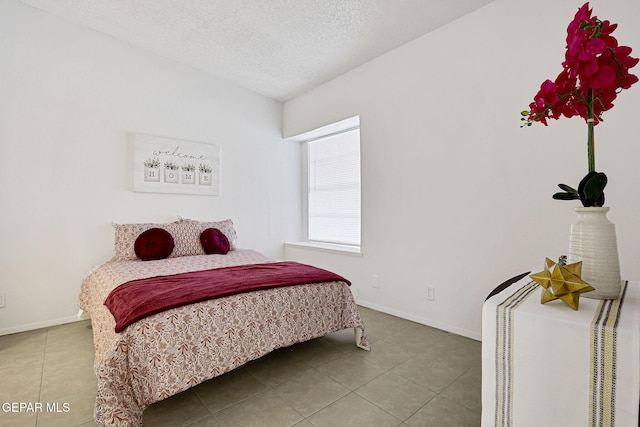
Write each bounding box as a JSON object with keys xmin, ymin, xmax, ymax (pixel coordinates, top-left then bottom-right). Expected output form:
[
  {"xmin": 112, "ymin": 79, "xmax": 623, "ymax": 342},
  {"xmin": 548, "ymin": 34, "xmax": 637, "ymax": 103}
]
[
  {"xmin": 0, "ymin": 293, "xmax": 5, "ymax": 308},
  {"xmin": 426, "ymin": 287, "xmax": 435, "ymax": 302},
  {"xmin": 372, "ymin": 274, "xmax": 380, "ymax": 289}
]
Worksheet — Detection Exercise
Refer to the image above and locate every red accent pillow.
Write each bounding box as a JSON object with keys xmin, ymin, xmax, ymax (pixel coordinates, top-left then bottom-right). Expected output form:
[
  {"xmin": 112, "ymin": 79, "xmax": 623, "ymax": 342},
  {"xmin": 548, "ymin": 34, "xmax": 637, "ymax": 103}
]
[
  {"xmin": 200, "ymin": 228, "xmax": 230, "ymax": 254},
  {"xmin": 134, "ymin": 228, "xmax": 175, "ymax": 261}
]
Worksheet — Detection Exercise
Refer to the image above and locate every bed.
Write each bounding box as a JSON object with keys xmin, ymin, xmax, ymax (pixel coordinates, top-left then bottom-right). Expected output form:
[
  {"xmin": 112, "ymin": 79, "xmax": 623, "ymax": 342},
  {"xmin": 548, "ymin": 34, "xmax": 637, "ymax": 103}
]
[{"xmin": 79, "ymin": 218, "xmax": 369, "ymax": 426}]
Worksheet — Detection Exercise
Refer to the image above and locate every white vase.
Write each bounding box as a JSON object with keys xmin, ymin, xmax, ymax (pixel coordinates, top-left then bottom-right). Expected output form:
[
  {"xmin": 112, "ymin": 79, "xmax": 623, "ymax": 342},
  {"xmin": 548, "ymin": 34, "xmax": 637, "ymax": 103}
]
[{"xmin": 566, "ymin": 207, "xmax": 622, "ymax": 299}]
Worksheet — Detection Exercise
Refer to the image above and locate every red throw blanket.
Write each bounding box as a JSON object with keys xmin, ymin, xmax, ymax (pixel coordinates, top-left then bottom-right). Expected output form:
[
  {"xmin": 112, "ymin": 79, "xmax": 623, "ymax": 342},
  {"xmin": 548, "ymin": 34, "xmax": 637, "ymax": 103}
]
[{"xmin": 104, "ymin": 261, "xmax": 350, "ymax": 332}]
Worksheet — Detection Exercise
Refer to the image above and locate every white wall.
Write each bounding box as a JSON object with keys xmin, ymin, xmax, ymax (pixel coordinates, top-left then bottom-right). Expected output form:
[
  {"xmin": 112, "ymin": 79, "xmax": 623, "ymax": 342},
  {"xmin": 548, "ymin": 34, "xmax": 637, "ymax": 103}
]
[
  {"xmin": 283, "ymin": 0, "xmax": 640, "ymax": 339},
  {"xmin": 0, "ymin": 1, "xmax": 301, "ymax": 335}
]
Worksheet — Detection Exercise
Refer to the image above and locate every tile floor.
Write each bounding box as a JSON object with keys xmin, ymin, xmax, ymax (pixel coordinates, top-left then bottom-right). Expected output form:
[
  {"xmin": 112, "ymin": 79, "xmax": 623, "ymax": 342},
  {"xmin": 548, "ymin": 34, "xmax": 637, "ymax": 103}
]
[{"xmin": 0, "ymin": 307, "xmax": 481, "ymax": 427}]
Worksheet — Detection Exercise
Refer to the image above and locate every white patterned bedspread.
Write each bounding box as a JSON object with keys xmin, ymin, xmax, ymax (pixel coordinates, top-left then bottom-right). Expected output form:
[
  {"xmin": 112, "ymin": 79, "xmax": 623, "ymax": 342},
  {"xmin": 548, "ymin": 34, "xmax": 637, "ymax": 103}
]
[{"xmin": 79, "ymin": 249, "xmax": 369, "ymax": 426}]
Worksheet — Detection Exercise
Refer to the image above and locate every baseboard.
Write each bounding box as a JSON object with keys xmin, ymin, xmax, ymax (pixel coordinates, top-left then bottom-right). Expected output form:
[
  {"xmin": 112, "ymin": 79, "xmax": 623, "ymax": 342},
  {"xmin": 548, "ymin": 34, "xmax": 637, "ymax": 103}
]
[
  {"xmin": 356, "ymin": 299, "xmax": 481, "ymax": 341},
  {"xmin": 0, "ymin": 315, "xmax": 82, "ymax": 336}
]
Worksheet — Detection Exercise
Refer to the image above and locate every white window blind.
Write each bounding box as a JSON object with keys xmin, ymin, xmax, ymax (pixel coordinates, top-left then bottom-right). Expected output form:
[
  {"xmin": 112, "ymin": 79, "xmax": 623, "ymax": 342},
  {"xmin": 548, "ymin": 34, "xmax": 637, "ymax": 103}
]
[{"xmin": 308, "ymin": 128, "xmax": 361, "ymax": 246}]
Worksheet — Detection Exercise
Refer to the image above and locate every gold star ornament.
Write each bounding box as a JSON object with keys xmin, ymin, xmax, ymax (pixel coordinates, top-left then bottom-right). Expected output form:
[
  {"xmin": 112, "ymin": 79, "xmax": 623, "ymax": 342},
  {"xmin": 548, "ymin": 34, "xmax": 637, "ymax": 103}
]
[{"xmin": 530, "ymin": 258, "xmax": 594, "ymax": 310}]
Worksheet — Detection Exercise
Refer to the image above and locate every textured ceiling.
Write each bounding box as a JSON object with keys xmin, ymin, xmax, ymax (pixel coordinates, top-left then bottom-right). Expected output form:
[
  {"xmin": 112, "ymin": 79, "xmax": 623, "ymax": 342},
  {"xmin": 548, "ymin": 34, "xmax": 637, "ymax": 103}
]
[{"xmin": 19, "ymin": 0, "xmax": 494, "ymax": 101}]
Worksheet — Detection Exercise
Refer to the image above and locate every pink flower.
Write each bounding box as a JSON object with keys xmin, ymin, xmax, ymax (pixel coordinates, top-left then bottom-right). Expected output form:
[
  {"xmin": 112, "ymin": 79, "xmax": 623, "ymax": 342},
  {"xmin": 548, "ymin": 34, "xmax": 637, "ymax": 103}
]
[
  {"xmin": 528, "ymin": 80, "xmax": 559, "ymax": 125},
  {"xmin": 522, "ymin": 3, "xmax": 636, "ymax": 207},
  {"xmin": 523, "ymin": 2, "xmax": 637, "ymax": 126}
]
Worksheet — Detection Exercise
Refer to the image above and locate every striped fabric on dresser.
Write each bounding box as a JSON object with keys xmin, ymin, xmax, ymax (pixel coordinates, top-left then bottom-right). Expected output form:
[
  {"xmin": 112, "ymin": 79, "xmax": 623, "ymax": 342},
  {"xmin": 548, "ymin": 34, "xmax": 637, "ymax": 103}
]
[
  {"xmin": 590, "ymin": 281, "xmax": 628, "ymax": 427},
  {"xmin": 482, "ymin": 276, "xmax": 639, "ymax": 427}
]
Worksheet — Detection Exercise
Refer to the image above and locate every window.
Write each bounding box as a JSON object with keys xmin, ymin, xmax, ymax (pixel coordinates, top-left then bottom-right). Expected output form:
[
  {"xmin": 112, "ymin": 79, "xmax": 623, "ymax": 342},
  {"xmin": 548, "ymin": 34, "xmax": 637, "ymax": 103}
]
[{"xmin": 307, "ymin": 127, "xmax": 361, "ymax": 247}]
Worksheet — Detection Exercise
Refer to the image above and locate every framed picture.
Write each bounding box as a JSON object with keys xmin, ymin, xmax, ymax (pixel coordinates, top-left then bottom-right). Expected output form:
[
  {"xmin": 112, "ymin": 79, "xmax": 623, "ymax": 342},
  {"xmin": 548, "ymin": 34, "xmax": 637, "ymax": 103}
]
[{"xmin": 133, "ymin": 134, "xmax": 220, "ymax": 196}]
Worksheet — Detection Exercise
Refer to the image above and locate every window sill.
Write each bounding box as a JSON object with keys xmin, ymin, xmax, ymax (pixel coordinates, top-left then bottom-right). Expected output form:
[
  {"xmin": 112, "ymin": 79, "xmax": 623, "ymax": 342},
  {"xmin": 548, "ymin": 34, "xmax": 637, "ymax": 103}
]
[{"xmin": 284, "ymin": 241, "xmax": 363, "ymax": 257}]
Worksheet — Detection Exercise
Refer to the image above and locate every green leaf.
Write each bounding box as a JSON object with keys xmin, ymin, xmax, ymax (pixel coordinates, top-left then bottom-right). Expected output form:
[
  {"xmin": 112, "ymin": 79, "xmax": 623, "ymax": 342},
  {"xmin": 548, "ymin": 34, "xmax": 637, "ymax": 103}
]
[
  {"xmin": 557, "ymin": 183, "xmax": 578, "ymax": 194},
  {"xmin": 578, "ymin": 171, "xmax": 607, "ymax": 207},
  {"xmin": 553, "ymin": 192, "xmax": 580, "ymax": 200}
]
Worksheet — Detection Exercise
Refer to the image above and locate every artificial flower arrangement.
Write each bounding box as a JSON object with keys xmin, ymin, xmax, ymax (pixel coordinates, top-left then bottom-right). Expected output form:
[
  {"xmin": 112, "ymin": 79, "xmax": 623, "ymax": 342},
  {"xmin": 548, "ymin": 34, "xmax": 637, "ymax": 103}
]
[
  {"xmin": 143, "ymin": 157, "xmax": 160, "ymax": 168},
  {"xmin": 521, "ymin": 2, "xmax": 638, "ymax": 206},
  {"xmin": 164, "ymin": 161, "xmax": 179, "ymax": 170},
  {"xmin": 199, "ymin": 163, "xmax": 212, "ymax": 174},
  {"xmin": 182, "ymin": 162, "xmax": 196, "ymax": 172}
]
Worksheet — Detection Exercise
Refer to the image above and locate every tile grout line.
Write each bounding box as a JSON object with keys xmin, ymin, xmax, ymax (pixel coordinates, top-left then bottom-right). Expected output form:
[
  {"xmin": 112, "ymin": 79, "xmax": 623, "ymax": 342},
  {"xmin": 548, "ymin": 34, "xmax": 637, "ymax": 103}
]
[
  {"xmin": 348, "ymin": 388, "xmax": 407, "ymax": 424},
  {"xmin": 190, "ymin": 379, "xmax": 223, "ymax": 426},
  {"xmin": 395, "ymin": 366, "xmax": 468, "ymax": 424},
  {"xmin": 34, "ymin": 326, "xmax": 49, "ymax": 427},
  {"xmin": 413, "ymin": 365, "xmax": 479, "ymax": 422}
]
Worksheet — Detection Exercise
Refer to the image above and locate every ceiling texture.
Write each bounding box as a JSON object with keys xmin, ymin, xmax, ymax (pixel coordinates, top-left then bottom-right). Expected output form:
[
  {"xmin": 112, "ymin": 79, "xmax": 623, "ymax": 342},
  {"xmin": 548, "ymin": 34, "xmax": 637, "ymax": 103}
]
[{"xmin": 19, "ymin": 0, "xmax": 494, "ymax": 101}]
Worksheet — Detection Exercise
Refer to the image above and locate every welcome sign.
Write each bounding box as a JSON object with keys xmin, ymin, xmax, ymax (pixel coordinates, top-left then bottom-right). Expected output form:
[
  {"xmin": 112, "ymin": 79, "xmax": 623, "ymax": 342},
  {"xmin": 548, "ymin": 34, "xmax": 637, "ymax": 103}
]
[{"xmin": 133, "ymin": 133, "xmax": 220, "ymax": 195}]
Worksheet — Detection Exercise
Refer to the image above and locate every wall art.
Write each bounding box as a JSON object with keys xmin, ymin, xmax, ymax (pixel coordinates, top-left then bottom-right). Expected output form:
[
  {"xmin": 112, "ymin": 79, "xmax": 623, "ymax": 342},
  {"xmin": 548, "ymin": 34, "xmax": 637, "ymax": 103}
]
[{"xmin": 133, "ymin": 133, "xmax": 220, "ymax": 195}]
